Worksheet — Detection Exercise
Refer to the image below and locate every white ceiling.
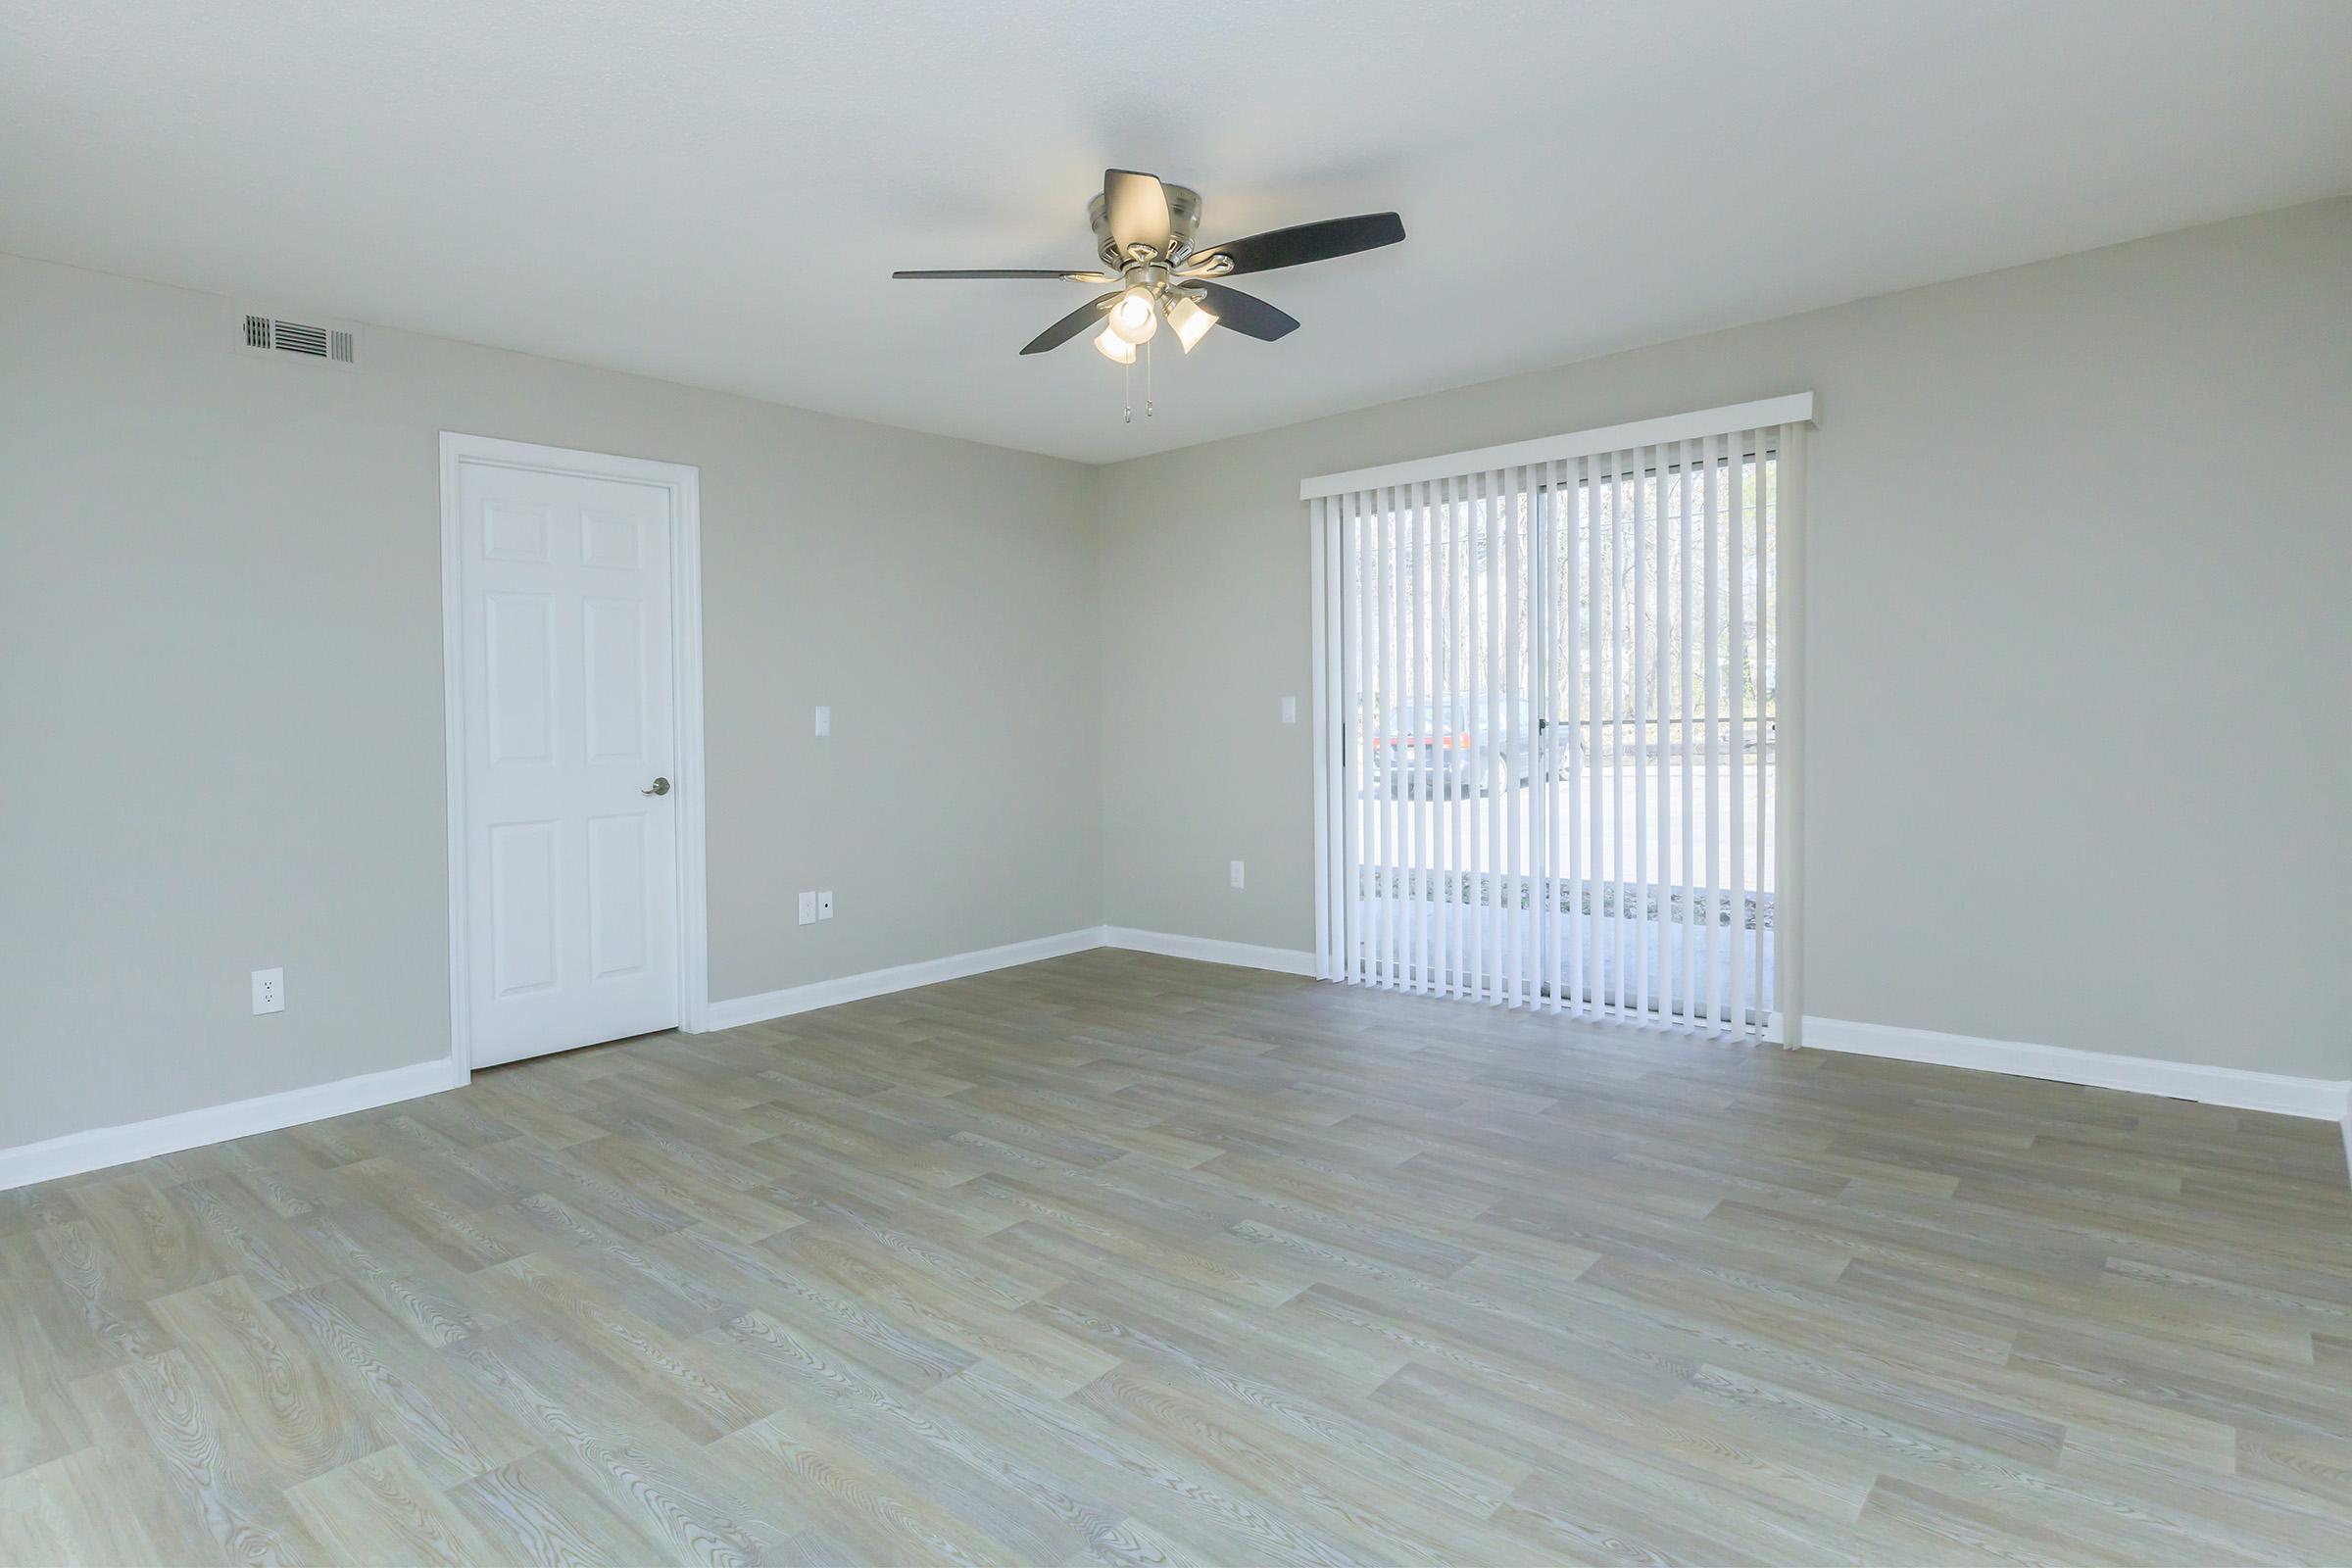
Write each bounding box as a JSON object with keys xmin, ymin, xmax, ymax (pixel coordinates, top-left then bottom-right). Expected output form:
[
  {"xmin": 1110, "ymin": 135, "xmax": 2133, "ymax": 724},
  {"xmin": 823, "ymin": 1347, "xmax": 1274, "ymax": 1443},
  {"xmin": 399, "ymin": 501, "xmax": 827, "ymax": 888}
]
[{"xmin": 5, "ymin": 0, "xmax": 2348, "ymax": 464}]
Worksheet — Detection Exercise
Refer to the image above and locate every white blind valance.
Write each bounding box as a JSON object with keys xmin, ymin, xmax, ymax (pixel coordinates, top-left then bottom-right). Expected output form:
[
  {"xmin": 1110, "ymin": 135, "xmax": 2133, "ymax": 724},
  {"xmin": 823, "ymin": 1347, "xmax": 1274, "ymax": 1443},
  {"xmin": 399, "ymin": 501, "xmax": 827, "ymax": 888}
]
[
  {"xmin": 1306, "ymin": 396, "xmax": 1812, "ymax": 1037},
  {"xmin": 1299, "ymin": 393, "xmax": 1814, "ymax": 501}
]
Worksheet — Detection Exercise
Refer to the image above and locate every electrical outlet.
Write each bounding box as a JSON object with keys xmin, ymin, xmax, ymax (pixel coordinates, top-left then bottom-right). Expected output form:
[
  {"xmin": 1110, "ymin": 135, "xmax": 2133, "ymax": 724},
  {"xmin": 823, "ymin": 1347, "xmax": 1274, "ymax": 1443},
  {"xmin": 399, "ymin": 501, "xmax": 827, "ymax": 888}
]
[
  {"xmin": 251, "ymin": 967, "xmax": 284, "ymax": 1014},
  {"xmin": 817, "ymin": 890, "xmax": 834, "ymax": 920},
  {"xmin": 813, "ymin": 705, "xmax": 831, "ymax": 738},
  {"xmin": 797, "ymin": 891, "xmax": 816, "ymax": 925},
  {"xmin": 1230, "ymin": 860, "xmax": 1246, "ymax": 890},
  {"xmin": 1281, "ymin": 696, "xmax": 1298, "ymax": 723}
]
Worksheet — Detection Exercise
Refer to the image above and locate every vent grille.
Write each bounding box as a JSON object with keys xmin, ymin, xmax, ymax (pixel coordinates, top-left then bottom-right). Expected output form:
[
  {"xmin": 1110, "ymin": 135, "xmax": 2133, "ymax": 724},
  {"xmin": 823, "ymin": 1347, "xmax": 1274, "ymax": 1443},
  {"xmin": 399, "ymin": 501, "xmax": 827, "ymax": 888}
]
[
  {"xmin": 272, "ymin": 320, "xmax": 329, "ymax": 357},
  {"xmin": 238, "ymin": 312, "xmax": 358, "ymax": 368}
]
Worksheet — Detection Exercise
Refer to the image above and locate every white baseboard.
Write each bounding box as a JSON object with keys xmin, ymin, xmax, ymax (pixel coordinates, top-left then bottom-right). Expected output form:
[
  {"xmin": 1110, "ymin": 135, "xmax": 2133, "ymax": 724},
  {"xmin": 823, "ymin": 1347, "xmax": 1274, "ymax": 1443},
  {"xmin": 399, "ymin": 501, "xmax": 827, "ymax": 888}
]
[
  {"xmin": 1098, "ymin": 926, "xmax": 1318, "ymax": 977},
  {"xmin": 704, "ymin": 927, "xmax": 1104, "ymax": 1031},
  {"xmin": 1801, "ymin": 1015, "xmax": 2351, "ymax": 1122},
  {"xmin": 0, "ymin": 1055, "xmax": 468, "ymax": 1193},
  {"xmin": 6, "ymin": 926, "xmax": 1290, "ymax": 1189},
  {"xmin": 12, "ymin": 960, "xmax": 2337, "ymax": 1194}
]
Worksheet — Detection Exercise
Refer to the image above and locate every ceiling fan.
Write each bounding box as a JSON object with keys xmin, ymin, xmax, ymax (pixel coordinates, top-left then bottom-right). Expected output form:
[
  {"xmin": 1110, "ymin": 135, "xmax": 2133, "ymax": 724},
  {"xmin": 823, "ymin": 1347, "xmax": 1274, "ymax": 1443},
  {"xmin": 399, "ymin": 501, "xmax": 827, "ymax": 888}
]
[{"xmin": 893, "ymin": 170, "xmax": 1404, "ymax": 373}]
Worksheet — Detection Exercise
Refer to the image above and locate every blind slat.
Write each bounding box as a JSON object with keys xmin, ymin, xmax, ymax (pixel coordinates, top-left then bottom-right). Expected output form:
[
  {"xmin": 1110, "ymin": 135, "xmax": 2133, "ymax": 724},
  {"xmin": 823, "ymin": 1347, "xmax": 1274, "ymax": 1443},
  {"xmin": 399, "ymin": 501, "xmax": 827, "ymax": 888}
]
[
  {"xmin": 1336, "ymin": 496, "xmax": 1354, "ymax": 982},
  {"xmin": 1310, "ymin": 498, "xmax": 1330, "ymax": 978},
  {"xmin": 1677, "ymin": 438, "xmax": 1697, "ymax": 1026},
  {"xmin": 1729, "ymin": 434, "xmax": 1750, "ymax": 1036},
  {"xmin": 1378, "ymin": 485, "xmax": 1396, "ymax": 989},
  {"xmin": 1411, "ymin": 479, "xmax": 1430, "ymax": 992},
  {"xmin": 1353, "ymin": 490, "xmax": 1372, "ymax": 985},
  {"xmin": 1565, "ymin": 458, "xmax": 1587, "ymax": 1017},
  {"xmin": 1439, "ymin": 472, "xmax": 1458, "ymax": 1001},
  {"xmin": 1633, "ymin": 444, "xmax": 1652, "ymax": 1018},
  {"xmin": 1401, "ymin": 481, "xmax": 1420, "ymax": 992},
  {"xmin": 1534, "ymin": 464, "xmax": 1557, "ymax": 1014},
  {"xmin": 1501, "ymin": 465, "xmax": 1522, "ymax": 1007},
  {"xmin": 1705, "ymin": 432, "xmax": 1725, "ymax": 1029}
]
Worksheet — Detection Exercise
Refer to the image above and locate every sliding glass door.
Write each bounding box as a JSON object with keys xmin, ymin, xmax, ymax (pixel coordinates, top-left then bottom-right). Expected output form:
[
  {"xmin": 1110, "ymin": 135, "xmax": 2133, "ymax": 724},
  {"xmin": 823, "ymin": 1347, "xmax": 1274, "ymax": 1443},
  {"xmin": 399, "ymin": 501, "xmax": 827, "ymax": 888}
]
[{"xmin": 1309, "ymin": 405, "xmax": 1800, "ymax": 1038}]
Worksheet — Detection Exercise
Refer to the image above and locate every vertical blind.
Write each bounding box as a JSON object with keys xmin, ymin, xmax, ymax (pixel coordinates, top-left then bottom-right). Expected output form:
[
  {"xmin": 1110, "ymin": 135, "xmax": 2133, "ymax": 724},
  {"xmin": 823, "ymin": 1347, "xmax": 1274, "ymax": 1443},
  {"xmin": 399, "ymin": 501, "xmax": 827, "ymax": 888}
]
[{"xmin": 1306, "ymin": 396, "xmax": 1810, "ymax": 1039}]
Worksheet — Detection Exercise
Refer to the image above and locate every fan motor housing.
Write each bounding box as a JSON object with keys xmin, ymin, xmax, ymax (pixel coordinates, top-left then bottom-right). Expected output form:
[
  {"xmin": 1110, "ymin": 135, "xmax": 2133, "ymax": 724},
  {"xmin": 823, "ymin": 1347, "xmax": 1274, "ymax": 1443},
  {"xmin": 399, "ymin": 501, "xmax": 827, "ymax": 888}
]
[{"xmin": 1090, "ymin": 183, "xmax": 1201, "ymax": 266}]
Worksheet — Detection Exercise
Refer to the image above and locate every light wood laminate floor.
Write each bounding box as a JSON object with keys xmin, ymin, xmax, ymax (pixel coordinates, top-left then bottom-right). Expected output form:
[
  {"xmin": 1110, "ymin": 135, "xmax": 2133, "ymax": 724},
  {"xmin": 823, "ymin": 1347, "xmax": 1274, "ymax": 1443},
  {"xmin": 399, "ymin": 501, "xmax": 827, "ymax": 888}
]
[{"xmin": 5, "ymin": 949, "xmax": 2350, "ymax": 1565}]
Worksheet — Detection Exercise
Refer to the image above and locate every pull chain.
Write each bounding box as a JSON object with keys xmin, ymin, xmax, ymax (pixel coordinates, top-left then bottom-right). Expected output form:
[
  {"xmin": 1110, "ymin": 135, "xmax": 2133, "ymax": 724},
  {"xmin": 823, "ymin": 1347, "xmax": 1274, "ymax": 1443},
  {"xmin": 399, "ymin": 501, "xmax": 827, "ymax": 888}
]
[
  {"xmin": 1123, "ymin": 355, "xmax": 1133, "ymax": 423},
  {"xmin": 1145, "ymin": 335, "xmax": 1154, "ymax": 417}
]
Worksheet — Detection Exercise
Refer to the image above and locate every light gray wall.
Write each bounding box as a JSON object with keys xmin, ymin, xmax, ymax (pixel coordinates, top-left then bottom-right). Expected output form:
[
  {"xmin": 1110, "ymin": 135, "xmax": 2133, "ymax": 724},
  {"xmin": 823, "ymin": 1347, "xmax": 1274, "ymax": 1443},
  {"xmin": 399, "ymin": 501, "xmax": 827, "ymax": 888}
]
[
  {"xmin": 1097, "ymin": 198, "xmax": 2352, "ymax": 1081},
  {"xmin": 7, "ymin": 197, "xmax": 2345, "ymax": 1158},
  {"xmin": 0, "ymin": 253, "xmax": 1101, "ymax": 1150}
]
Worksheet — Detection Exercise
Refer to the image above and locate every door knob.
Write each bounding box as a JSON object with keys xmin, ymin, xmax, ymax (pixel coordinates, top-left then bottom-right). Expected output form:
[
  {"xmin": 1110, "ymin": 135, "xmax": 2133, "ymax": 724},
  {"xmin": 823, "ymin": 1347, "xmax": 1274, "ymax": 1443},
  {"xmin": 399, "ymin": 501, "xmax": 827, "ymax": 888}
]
[{"xmin": 643, "ymin": 776, "xmax": 670, "ymax": 796}]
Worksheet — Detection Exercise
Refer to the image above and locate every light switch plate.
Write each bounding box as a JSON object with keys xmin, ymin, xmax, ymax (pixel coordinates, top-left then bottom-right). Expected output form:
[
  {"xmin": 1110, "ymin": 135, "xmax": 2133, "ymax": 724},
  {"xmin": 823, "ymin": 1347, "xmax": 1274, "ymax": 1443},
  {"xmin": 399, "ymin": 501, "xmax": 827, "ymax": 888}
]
[
  {"xmin": 797, "ymin": 891, "xmax": 816, "ymax": 925},
  {"xmin": 817, "ymin": 890, "xmax": 834, "ymax": 920},
  {"xmin": 814, "ymin": 705, "xmax": 831, "ymax": 737},
  {"xmin": 1230, "ymin": 860, "xmax": 1246, "ymax": 890},
  {"xmin": 1281, "ymin": 696, "xmax": 1298, "ymax": 723},
  {"xmin": 251, "ymin": 967, "xmax": 284, "ymax": 1014}
]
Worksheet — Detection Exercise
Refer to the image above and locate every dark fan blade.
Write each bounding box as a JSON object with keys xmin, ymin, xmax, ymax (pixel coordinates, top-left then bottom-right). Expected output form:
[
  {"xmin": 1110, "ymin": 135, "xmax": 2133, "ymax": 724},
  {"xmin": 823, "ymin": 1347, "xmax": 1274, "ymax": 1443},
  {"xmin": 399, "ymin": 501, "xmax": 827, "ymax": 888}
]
[
  {"xmin": 1103, "ymin": 169, "xmax": 1172, "ymax": 257},
  {"xmin": 1186, "ymin": 213, "xmax": 1404, "ymax": 276},
  {"xmin": 1194, "ymin": 283, "xmax": 1299, "ymax": 343},
  {"xmin": 1019, "ymin": 291, "xmax": 1119, "ymax": 355},
  {"xmin": 893, "ymin": 269, "xmax": 1108, "ymax": 280}
]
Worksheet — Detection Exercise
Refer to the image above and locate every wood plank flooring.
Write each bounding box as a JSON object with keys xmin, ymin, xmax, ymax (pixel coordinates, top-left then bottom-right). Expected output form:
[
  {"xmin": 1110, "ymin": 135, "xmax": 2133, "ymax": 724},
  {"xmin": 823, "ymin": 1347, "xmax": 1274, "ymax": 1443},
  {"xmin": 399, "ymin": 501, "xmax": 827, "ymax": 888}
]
[{"xmin": 5, "ymin": 948, "xmax": 2350, "ymax": 1565}]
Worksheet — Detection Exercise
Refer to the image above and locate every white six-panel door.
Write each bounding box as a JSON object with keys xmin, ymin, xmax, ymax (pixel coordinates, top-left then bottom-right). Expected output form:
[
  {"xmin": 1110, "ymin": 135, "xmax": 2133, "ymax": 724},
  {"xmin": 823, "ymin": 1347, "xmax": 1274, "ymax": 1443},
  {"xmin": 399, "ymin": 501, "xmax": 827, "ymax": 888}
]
[{"xmin": 456, "ymin": 456, "xmax": 680, "ymax": 1067}]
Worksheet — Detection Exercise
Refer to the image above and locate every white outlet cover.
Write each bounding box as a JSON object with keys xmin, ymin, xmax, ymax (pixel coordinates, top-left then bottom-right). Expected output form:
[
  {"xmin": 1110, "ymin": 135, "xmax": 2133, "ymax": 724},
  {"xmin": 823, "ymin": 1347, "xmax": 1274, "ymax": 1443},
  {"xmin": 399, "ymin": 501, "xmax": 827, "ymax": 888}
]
[
  {"xmin": 1281, "ymin": 696, "xmax": 1298, "ymax": 723},
  {"xmin": 251, "ymin": 966, "xmax": 284, "ymax": 1014},
  {"xmin": 797, "ymin": 891, "xmax": 816, "ymax": 925},
  {"xmin": 1230, "ymin": 860, "xmax": 1246, "ymax": 889},
  {"xmin": 813, "ymin": 705, "xmax": 831, "ymax": 737},
  {"xmin": 817, "ymin": 890, "xmax": 834, "ymax": 920}
]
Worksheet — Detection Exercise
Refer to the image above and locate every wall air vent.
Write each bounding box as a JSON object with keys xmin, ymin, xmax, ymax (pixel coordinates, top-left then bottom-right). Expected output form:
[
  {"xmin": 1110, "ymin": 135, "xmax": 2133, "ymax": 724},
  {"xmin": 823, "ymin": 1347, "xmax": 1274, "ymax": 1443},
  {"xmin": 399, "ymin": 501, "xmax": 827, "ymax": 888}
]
[
  {"xmin": 236, "ymin": 311, "xmax": 358, "ymax": 368},
  {"xmin": 272, "ymin": 319, "xmax": 328, "ymax": 357}
]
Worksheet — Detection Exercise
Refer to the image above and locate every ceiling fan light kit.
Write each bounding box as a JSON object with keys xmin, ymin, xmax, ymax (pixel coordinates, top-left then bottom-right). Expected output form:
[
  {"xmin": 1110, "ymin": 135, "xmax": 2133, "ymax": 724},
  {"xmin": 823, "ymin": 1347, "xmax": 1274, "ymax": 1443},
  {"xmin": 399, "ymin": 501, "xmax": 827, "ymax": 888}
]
[
  {"xmin": 1105, "ymin": 285, "xmax": 1158, "ymax": 345},
  {"xmin": 1092, "ymin": 321, "xmax": 1137, "ymax": 365},
  {"xmin": 894, "ymin": 169, "xmax": 1403, "ymax": 418},
  {"xmin": 1167, "ymin": 294, "xmax": 1216, "ymax": 352}
]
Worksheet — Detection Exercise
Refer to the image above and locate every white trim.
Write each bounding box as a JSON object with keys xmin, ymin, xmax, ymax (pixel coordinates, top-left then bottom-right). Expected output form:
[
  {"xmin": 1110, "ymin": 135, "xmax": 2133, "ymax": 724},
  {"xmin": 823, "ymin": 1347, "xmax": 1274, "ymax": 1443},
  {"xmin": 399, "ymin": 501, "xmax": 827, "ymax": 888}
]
[
  {"xmin": 2, "ymin": 930, "xmax": 1300, "ymax": 1190},
  {"xmin": 1773, "ymin": 426, "xmax": 1807, "ymax": 1041},
  {"xmin": 438, "ymin": 432, "xmax": 710, "ymax": 1074},
  {"xmin": 0, "ymin": 1058, "xmax": 466, "ymax": 1193},
  {"xmin": 1100, "ymin": 926, "xmax": 1319, "ymax": 977},
  {"xmin": 1309, "ymin": 501, "xmax": 1332, "ymax": 982},
  {"xmin": 706, "ymin": 929, "xmax": 1104, "ymax": 1031},
  {"xmin": 1298, "ymin": 394, "xmax": 1817, "ymax": 500},
  {"xmin": 1802, "ymin": 1015, "xmax": 2352, "ymax": 1122}
]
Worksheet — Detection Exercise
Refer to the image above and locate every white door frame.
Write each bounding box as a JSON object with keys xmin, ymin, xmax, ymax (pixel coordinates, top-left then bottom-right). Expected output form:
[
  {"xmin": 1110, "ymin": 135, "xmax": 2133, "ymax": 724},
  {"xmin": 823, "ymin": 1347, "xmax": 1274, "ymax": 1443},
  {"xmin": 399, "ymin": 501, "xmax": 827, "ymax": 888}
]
[{"xmin": 438, "ymin": 431, "xmax": 710, "ymax": 1074}]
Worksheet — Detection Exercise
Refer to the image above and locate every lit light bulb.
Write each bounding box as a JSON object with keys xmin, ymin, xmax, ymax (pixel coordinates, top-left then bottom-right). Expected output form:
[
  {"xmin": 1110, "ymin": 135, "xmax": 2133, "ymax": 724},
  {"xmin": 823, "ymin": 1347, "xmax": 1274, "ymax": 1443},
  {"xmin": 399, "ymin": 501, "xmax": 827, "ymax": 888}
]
[
  {"xmin": 1106, "ymin": 285, "xmax": 1159, "ymax": 345},
  {"xmin": 1167, "ymin": 294, "xmax": 1218, "ymax": 352},
  {"xmin": 1092, "ymin": 321, "xmax": 1137, "ymax": 364}
]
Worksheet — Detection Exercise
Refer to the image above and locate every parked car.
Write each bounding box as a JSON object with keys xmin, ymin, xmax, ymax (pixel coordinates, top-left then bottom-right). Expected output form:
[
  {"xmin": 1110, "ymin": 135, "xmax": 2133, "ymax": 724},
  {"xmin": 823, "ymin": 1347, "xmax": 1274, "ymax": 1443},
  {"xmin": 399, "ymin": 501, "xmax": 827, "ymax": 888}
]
[{"xmin": 1363, "ymin": 696, "xmax": 1565, "ymax": 799}]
